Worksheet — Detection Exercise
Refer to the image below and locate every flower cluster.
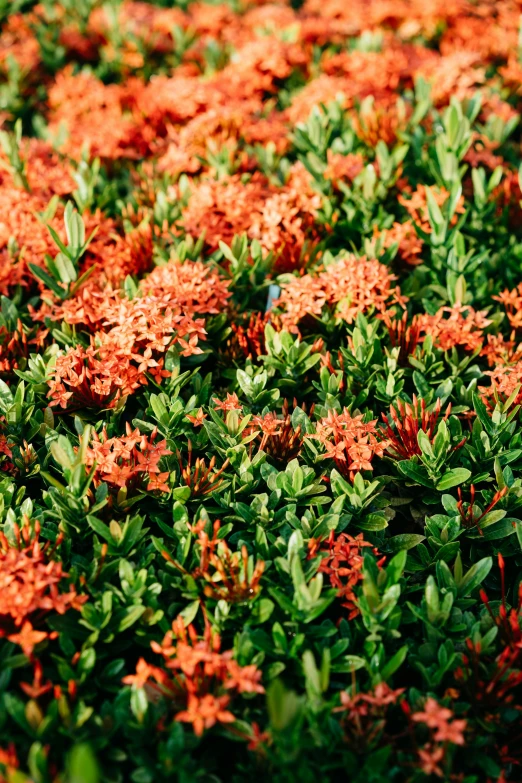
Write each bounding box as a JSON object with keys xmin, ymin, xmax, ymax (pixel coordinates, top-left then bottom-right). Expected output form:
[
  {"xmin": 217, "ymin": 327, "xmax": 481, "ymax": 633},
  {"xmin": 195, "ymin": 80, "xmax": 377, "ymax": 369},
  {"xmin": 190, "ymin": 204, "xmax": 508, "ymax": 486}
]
[
  {"xmin": 310, "ymin": 409, "xmax": 387, "ymax": 481},
  {"xmin": 411, "ymin": 698, "xmax": 467, "ymax": 778},
  {"xmin": 417, "ymin": 304, "xmax": 492, "ymax": 353},
  {"xmin": 83, "ymin": 425, "xmax": 171, "ymax": 494},
  {"xmin": 311, "ymin": 531, "xmax": 384, "ymax": 619},
  {"xmin": 0, "ymin": 521, "xmax": 85, "ymax": 655},
  {"xmin": 124, "ymin": 618, "xmax": 264, "ymax": 737},
  {"xmin": 481, "ymin": 360, "xmax": 522, "ymax": 410},
  {"xmin": 276, "ymin": 254, "xmax": 406, "ymax": 332}
]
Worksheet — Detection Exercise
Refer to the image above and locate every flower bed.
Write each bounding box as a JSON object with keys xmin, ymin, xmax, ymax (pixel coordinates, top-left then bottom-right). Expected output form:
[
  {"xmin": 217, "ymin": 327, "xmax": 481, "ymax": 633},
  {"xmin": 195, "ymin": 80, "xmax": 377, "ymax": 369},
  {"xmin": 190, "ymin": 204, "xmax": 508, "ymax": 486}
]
[{"xmin": 1, "ymin": 1, "xmax": 522, "ymax": 781}]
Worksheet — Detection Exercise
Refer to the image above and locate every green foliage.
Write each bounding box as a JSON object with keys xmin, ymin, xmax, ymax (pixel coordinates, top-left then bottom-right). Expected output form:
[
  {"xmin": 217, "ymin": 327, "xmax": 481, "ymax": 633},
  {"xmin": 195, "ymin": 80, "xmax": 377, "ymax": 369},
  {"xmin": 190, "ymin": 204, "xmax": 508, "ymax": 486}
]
[{"xmin": 1, "ymin": 2, "xmax": 522, "ymax": 783}]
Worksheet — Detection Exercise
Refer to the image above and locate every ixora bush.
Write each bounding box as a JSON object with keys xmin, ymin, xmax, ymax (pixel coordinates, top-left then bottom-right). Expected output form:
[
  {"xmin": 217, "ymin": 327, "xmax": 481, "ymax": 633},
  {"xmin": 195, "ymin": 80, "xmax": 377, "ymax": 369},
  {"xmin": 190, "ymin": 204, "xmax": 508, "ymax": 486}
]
[{"xmin": 2, "ymin": 2, "xmax": 522, "ymax": 782}]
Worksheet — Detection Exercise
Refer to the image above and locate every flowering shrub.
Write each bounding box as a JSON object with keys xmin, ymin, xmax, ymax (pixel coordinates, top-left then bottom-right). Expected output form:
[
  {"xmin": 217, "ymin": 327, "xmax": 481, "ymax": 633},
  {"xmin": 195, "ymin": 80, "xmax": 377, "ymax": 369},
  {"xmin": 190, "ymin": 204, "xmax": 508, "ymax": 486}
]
[{"xmin": 1, "ymin": 1, "xmax": 522, "ymax": 782}]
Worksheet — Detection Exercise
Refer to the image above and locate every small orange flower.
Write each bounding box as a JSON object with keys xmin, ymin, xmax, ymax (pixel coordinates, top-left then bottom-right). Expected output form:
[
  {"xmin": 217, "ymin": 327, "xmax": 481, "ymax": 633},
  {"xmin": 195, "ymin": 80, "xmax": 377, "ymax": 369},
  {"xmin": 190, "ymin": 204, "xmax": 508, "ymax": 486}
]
[
  {"xmin": 186, "ymin": 408, "xmax": 207, "ymax": 427},
  {"xmin": 480, "ymin": 360, "xmax": 522, "ymax": 410},
  {"xmin": 412, "ymin": 697, "xmax": 467, "ymax": 745},
  {"xmin": 399, "ymin": 184, "xmax": 465, "ymax": 232},
  {"xmin": 0, "ymin": 520, "xmax": 86, "ymax": 654},
  {"xmin": 417, "ymin": 304, "xmax": 491, "ymax": 353},
  {"xmin": 83, "ymin": 424, "xmax": 172, "ymax": 495},
  {"xmin": 376, "ymin": 220, "xmax": 424, "ymax": 266},
  {"xmin": 495, "ymin": 283, "xmax": 522, "ymax": 332},
  {"xmin": 276, "ymin": 254, "xmax": 406, "ymax": 333},
  {"xmin": 175, "ymin": 693, "xmax": 235, "ymax": 736},
  {"xmin": 382, "ymin": 396, "xmax": 464, "ymax": 461},
  {"xmin": 309, "ymin": 408, "xmax": 388, "ymax": 481},
  {"xmin": 8, "ymin": 622, "xmax": 48, "ymax": 657},
  {"xmin": 312, "ymin": 531, "xmax": 384, "ymax": 619},
  {"xmin": 213, "ymin": 393, "xmax": 242, "ymax": 412},
  {"xmin": 176, "ymin": 442, "xmax": 230, "ymax": 497},
  {"xmin": 124, "ymin": 618, "xmax": 264, "ymax": 738},
  {"xmin": 252, "ymin": 400, "xmax": 307, "ymax": 464}
]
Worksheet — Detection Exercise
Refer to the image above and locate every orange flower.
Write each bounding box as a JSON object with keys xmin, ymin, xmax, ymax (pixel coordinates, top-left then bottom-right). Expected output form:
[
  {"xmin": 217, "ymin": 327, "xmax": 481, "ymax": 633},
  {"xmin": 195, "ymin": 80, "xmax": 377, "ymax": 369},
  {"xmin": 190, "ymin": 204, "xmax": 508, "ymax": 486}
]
[
  {"xmin": 176, "ymin": 442, "xmax": 230, "ymax": 497},
  {"xmin": 352, "ymin": 96, "xmax": 410, "ymax": 147},
  {"xmin": 252, "ymin": 401, "xmax": 307, "ymax": 464},
  {"xmin": 376, "ymin": 220, "xmax": 424, "ymax": 266},
  {"xmin": 412, "ymin": 697, "xmax": 467, "ymax": 745},
  {"xmin": 417, "ymin": 304, "xmax": 491, "ymax": 353},
  {"xmin": 124, "ymin": 618, "xmax": 264, "ymax": 738},
  {"xmin": 333, "ymin": 679, "xmax": 405, "ymax": 752},
  {"xmin": 382, "ymin": 396, "xmax": 464, "ymax": 461},
  {"xmin": 181, "ymin": 163, "xmax": 320, "ymax": 272},
  {"xmin": 276, "ymin": 254, "xmax": 406, "ymax": 332},
  {"xmin": 213, "ymin": 393, "xmax": 242, "ymax": 412},
  {"xmin": 412, "ymin": 698, "xmax": 453, "ymax": 728},
  {"xmin": 47, "ymin": 67, "xmax": 152, "ymax": 162},
  {"xmin": 480, "ymin": 360, "xmax": 522, "ymax": 410},
  {"xmin": 382, "ymin": 312, "xmax": 423, "ymax": 364},
  {"xmin": 399, "ymin": 184, "xmax": 465, "ymax": 232},
  {"xmin": 417, "ymin": 745, "xmax": 445, "ymax": 777},
  {"xmin": 186, "ymin": 408, "xmax": 207, "ymax": 427},
  {"xmin": 0, "ymin": 318, "xmax": 48, "ymax": 375},
  {"xmin": 324, "ymin": 151, "xmax": 365, "ymax": 185},
  {"xmin": 83, "ymin": 424, "xmax": 172, "ymax": 494},
  {"xmin": 0, "ymin": 520, "xmax": 86, "ymax": 654},
  {"xmin": 312, "ymin": 531, "xmax": 384, "ymax": 619},
  {"xmin": 0, "ymin": 185, "xmax": 64, "ymax": 294},
  {"xmin": 122, "ymin": 658, "xmax": 165, "ymax": 689},
  {"xmin": 140, "ymin": 258, "xmax": 231, "ymax": 317},
  {"xmin": 8, "ymin": 622, "xmax": 48, "ymax": 657},
  {"xmin": 0, "ymin": 742, "xmax": 18, "ymax": 765},
  {"xmin": 309, "ymin": 408, "xmax": 388, "ymax": 481},
  {"xmin": 46, "ymin": 270, "xmax": 218, "ymax": 409},
  {"xmin": 495, "ymin": 283, "xmax": 522, "ymax": 331},
  {"xmin": 166, "ymin": 519, "xmax": 265, "ymax": 604},
  {"xmin": 416, "ymin": 51, "xmax": 485, "ymax": 107},
  {"xmin": 224, "ymin": 661, "xmax": 264, "ymax": 694},
  {"xmin": 480, "ymin": 332, "xmax": 522, "ymax": 368},
  {"xmin": 19, "ymin": 658, "xmax": 53, "ymax": 699},
  {"xmin": 175, "ymin": 693, "xmax": 235, "ymax": 736}
]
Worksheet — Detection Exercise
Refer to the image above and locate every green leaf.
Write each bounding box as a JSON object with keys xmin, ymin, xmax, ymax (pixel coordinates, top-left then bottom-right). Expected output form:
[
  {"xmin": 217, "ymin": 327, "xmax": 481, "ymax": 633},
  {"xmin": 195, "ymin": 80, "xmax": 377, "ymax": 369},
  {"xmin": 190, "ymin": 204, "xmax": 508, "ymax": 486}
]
[
  {"xmin": 302, "ymin": 650, "xmax": 321, "ymax": 699},
  {"xmin": 179, "ymin": 600, "xmax": 199, "ymax": 627},
  {"xmin": 250, "ymin": 598, "xmax": 275, "ymax": 625},
  {"xmin": 47, "ymin": 223, "xmax": 70, "ymax": 257},
  {"xmin": 436, "ymin": 468, "xmax": 471, "ymax": 491},
  {"xmin": 67, "ymin": 744, "xmax": 100, "ymax": 783},
  {"xmin": 28, "ymin": 263, "xmax": 66, "ymax": 298},
  {"xmin": 386, "ymin": 550, "xmax": 407, "ymax": 584},
  {"xmin": 472, "ymin": 391, "xmax": 494, "ymax": 436},
  {"xmin": 54, "ymin": 252, "xmax": 77, "ymax": 284},
  {"xmin": 86, "ymin": 516, "xmax": 112, "ymax": 542},
  {"xmin": 357, "ymin": 514, "xmax": 388, "ymax": 531},
  {"xmin": 113, "ymin": 605, "xmax": 146, "ymax": 632},
  {"xmin": 64, "ymin": 203, "xmax": 85, "ymax": 250},
  {"xmin": 386, "ymin": 534, "xmax": 425, "ymax": 552},
  {"xmin": 380, "ymin": 645, "xmax": 408, "ymax": 680},
  {"xmin": 343, "ymin": 655, "xmax": 367, "ymax": 671},
  {"xmin": 266, "ymin": 680, "xmax": 302, "ymax": 731},
  {"xmin": 457, "ymin": 557, "xmax": 492, "ymax": 597},
  {"xmin": 398, "ymin": 460, "xmax": 434, "ymax": 488},
  {"xmin": 516, "ymin": 519, "xmax": 522, "ymax": 551}
]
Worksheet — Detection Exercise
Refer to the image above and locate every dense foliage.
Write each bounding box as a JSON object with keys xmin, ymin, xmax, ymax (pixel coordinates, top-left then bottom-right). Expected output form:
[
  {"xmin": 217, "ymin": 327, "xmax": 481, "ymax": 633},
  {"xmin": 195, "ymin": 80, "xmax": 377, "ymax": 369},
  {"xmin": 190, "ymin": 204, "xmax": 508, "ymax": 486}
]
[{"xmin": 1, "ymin": 0, "xmax": 522, "ymax": 781}]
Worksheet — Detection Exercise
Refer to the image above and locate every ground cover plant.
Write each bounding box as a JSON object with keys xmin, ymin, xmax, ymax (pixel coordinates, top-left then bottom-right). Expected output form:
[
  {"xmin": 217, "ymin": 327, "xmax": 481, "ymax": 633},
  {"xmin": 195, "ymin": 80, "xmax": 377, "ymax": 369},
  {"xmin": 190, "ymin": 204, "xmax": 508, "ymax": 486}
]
[{"xmin": 2, "ymin": 0, "xmax": 522, "ymax": 781}]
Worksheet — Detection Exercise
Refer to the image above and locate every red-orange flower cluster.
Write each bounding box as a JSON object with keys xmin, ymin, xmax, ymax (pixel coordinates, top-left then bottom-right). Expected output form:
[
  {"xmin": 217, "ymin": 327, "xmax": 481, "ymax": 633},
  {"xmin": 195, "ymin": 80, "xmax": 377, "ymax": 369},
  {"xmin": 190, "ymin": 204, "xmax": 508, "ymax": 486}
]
[
  {"xmin": 123, "ymin": 617, "xmax": 264, "ymax": 736},
  {"xmin": 84, "ymin": 424, "xmax": 171, "ymax": 494},
  {"xmin": 0, "ymin": 521, "xmax": 86, "ymax": 655},
  {"xmin": 276, "ymin": 254, "xmax": 406, "ymax": 332},
  {"xmin": 310, "ymin": 531, "xmax": 385, "ymax": 619},
  {"xmin": 310, "ymin": 408, "xmax": 388, "ymax": 481}
]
